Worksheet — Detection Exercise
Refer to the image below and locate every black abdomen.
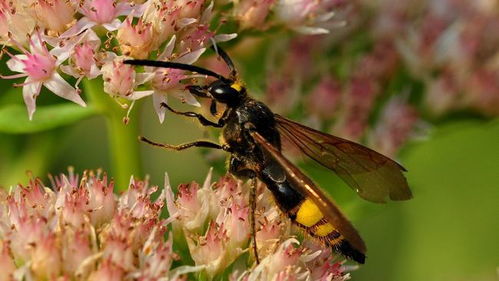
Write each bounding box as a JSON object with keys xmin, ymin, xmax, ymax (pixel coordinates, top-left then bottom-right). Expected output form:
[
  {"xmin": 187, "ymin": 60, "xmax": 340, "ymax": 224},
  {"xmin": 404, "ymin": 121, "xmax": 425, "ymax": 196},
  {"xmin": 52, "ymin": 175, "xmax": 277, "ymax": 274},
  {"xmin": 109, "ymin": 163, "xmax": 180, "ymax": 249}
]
[{"xmin": 258, "ymin": 165, "xmax": 366, "ymax": 264}]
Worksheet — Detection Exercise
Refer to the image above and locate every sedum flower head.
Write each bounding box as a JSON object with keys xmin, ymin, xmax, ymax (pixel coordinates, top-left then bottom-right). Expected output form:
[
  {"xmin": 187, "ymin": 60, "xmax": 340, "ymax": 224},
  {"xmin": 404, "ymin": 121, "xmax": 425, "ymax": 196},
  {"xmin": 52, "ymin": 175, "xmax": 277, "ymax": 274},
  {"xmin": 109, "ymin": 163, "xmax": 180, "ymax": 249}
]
[
  {"xmin": 0, "ymin": 169, "xmax": 354, "ymax": 280},
  {"xmin": 0, "ymin": 0, "xmax": 342, "ymax": 120}
]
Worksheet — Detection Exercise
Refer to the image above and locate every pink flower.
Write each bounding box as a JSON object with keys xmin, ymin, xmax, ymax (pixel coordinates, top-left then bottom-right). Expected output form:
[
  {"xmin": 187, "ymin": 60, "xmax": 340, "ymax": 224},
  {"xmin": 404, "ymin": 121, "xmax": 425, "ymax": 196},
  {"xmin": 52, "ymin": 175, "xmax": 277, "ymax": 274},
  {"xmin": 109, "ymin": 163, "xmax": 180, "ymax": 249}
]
[
  {"xmin": 178, "ymin": 23, "xmax": 237, "ymax": 53},
  {"xmin": 332, "ymin": 77, "xmax": 379, "ymax": 141},
  {"xmin": 84, "ymin": 173, "xmax": 117, "ymax": 227},
  {"xmin": 61, "ymin": 228, "xmax": 93, "ymax": 276},
  {"xmin": 1, "ymin": 31, "xmax": 86, "ymax": 119},
  {"xmin": 265, "ymin": 73, "xmax": 299, "ymax": 115},
  {"xmin": 137, "ymin": 229, "xmax": 176, "ymax": 279},
  {"xmin": 101, "ymin": 55, "xmax": 153, "ymax": 99},
  {"xmin": 256, "ymin": 216, "xmax": 285, "ymax": 257},
  {"xmin": 245, "ymin": 239, "xmax": 305, "ymax": 281},
  {"xmin": 0, "ymin": 170, "xmax": 182, "ymax": 280},
  {"xmin": 181, "ymin": 0, "xmax": 205, "ymax": 19},
  {"xmin": 235, "ymin": 0, "xmax": 275, "ymax": 30},
  {"xmin": 369, "ymin": 96, "xmax": 419, "ymax": 157},
  {"xmin": 88, "ymin": 258, "xmax": 125, "ymax": 281},
  {"xmin": 60, "ymin": 30, "xmax": 101, "ymax": 88},
  {"xmin": 61, "ymin": 0, "xmax": 142, "ymax": 38},
  {"xmin": 275, "ymin": 0, "xmax": 336, "ymax": 34},
  {"xmin": 466, "ymin": 68, "xmax": 499, "ymax": 116},
  {"xmin": 189, "ymin": 222, "xmax": 230, "ymax": 278},
  {"xmin": 101, "ymin": 236, "xmax": 135, "ymax": 271},
  {"xmin": 307, "ymin": 76, "xmax": 341, "ymax": 119},
  {"xmin": 0, "ymin": 1, "xmax": 10, "ymax": 40},
  {"xmin": 0, "ymin": 241, "xmax": 16, "ymax": 281},
  {"xmin": 31, "ymin": 233, "xmax": 62, "ymax": 280},
  {"xmin": 61, "ymin": 188, "xmax": 89, "ymax": 228},
  {"xmin": 142, "ymin": 1, "xmax": 184, "ymax": 50},
  {"xmin": 0, "ymin": 169, "xmax": 356, "ymax": 280},
  {"xmin": 138, "ymin": 36, "xmax": 207, "ymax": 122},
  {"xmin": 216, "ymin": 201, "xmax": 250, "ymax": 251},
  {"xmin": 425, "ymin": 69, "xmax": 460, "ymax": 116},
  {"xmin": 31, "ymin": 0, "xmax": 77, "ymax": 35},
  {"xmin": 69, "ymin": 42, "xmax": 99, "ymax": 74},
  {"xmin": 174, "ymin": 181, "xmax": 212, "ymax": 232},
  {"xmin": 117, "ymin": 15, "xmax": 155, "ymax": 59},
  {"xmin": 0, "ymin": 1, "xmax": 35, "ymax": 45},
  {"xmin": 243, "ymin": 238, "xmax": 351, "ymax": 281}
]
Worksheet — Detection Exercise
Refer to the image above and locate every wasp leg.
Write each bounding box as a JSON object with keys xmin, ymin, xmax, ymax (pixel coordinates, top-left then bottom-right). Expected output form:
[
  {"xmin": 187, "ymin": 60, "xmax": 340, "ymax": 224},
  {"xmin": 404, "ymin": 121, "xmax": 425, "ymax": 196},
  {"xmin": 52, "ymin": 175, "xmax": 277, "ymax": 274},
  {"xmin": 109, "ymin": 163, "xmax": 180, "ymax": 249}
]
[
  {"xmin": 185, "ymin": 86, "xmax": 218, "ymax": 117},
  {"xmin": 186, "ymin": 85, "xmax": 210, "ymax": 98},
  {"xmin": 209, "ymin": 99, "xmax": 218, "ymax": 117},
  {"xmin": 160, "ymin": 102, "xmax": 224, "ymax": 128},
  {"xmin": 139, "ymin": 136, "xmax": 230, "ymax": 152},
  {"xmin": 249, "ymin": 178, "xmax": 260, "ymax": 264}
]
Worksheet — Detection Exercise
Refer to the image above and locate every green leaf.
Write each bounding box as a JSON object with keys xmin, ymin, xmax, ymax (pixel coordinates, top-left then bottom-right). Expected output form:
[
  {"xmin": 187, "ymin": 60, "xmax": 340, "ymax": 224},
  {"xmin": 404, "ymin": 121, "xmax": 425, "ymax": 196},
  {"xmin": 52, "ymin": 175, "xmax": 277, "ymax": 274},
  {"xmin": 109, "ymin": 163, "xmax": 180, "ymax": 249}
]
[{"xmin": 0, "ymin": 104, "xmax": 96, "ymax": 134}]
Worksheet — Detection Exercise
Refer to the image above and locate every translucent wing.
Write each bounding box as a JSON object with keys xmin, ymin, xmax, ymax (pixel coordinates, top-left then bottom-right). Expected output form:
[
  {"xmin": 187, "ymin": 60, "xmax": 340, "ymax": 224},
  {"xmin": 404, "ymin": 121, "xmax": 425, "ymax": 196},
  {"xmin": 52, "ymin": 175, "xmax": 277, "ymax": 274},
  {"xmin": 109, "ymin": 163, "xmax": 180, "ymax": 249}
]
[
  {"xmin": 274, "ymin": 114, "xmax": 412, "ymax": 203},
  {"xmin": 250, "ymin": 130, "xmax": 366, "ymax": 254}
]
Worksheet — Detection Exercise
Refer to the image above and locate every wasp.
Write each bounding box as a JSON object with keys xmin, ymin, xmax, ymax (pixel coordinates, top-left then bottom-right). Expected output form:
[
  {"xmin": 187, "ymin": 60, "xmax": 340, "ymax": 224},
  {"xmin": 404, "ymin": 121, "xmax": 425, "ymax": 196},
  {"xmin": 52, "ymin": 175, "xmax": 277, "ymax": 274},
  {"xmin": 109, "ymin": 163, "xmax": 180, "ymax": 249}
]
[{"xmin": 124, "ymin": 46, "xmax": 412, "ymax": 264}]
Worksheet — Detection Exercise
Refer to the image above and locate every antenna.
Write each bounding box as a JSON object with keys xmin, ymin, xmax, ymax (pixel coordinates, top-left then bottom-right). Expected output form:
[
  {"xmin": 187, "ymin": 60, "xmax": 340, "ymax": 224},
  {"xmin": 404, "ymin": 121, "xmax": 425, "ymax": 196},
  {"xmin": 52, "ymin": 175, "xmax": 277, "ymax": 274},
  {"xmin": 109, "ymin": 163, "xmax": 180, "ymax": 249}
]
[
  {"xmin": 210, "ymin": 43, "xmax": 237, "ymax": 79},
  {"xmin": 124, "ymin": 60, "xmax": 230, "ymax": 82}
]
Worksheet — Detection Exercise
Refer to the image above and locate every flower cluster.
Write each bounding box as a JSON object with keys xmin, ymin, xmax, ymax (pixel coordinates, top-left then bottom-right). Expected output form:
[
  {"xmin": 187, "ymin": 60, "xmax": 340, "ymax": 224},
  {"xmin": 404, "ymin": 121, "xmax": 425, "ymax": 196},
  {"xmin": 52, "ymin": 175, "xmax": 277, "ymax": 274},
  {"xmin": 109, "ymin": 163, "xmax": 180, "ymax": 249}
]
[
  {"xmin": 0, "ymin": 0, "xmax": 339, "ymax": 120},
  {"xmin": 261, "ymin": 0, "xmax": 499, "ymax": 157},
  {"xmin": 0, "ymin": 169, "xmax": 181, "ymax": 281},
  {"xmin": 166, "ymin": 170, "xmax": 352, "ymax": 280},
  {"xmin": 0, "ymin": 169, "xmax": 352, "ymax": 280}
]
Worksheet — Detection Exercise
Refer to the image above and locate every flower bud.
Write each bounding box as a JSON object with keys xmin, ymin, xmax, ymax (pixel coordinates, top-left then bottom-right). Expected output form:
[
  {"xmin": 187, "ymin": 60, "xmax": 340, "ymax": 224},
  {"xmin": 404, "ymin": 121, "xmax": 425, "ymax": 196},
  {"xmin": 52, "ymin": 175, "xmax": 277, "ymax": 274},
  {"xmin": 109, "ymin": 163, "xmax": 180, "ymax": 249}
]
[
  {"xmin": 102, "ymin": 58, "xmax": 136, "ymax": 98},
  {"xmin": 31, "ymin": 0, "xmax": 77, "ymax": 34},
  {"xmin": 117, "ymin": 16, "xmax": 154, "ymax": 59},
  {"xmin": 31, "ymin": 234, "xmax": 62, "ymax": 280}
]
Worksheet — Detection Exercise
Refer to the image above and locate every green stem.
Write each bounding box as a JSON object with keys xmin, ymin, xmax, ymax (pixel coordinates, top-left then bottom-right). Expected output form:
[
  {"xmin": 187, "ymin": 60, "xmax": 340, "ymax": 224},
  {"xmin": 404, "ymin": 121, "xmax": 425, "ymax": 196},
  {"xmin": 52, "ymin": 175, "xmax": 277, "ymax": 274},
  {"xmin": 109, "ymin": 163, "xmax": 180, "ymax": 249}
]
[{"xmin": 83, "ymin": 78, "xmax": 142, "ymax": 190}]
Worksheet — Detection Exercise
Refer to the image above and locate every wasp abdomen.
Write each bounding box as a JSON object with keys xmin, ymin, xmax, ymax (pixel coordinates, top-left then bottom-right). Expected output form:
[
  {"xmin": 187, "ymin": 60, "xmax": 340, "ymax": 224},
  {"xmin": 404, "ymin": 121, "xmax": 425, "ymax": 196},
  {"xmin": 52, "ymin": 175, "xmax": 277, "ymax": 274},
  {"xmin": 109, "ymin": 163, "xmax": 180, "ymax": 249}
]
[{"xmin": 260, "ymin": 171, "xmax": 366, "ymax": 264}]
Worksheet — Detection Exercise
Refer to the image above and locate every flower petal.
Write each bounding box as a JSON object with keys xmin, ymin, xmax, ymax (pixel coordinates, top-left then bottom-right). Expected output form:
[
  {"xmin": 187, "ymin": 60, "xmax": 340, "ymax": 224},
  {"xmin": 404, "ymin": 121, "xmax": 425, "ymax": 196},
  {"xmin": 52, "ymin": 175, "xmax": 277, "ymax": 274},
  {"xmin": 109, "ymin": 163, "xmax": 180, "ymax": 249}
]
[
  {"xmin": 317, "ymin": 11, "xmax": 336, "ymax": 22},
  {"xmin": 52, "ymin": 32, "xmax": 88, "ymax": 63},
  {"xmin": 293, "ymin": 26, "xmax": 330, "ymax": 35},
  {"xmin": 44, "ymin": 73, "xmax": 86, "ymax": 107},
  {"xmin": 60, "ymin": 65, "xmax": 80, "ymax": 78},
  {"xmin": 136, "ymin": 73, "xmax": 154, "ymax": 85},
  {"xmin": 116, "ymin": 3, "xmax": 145, "ymax": 17},
  {"xmin": 177, "ymin": 18, "xmax": 197, "ymax": 29},
  {"xmin": 6, "ymin": 55, "xmax": 28, "ymax": 72},
  {"xmin": 22, "ymin": 79, "xmax": 42, "ymax": 120},
  {"xmin": 61, "ymin": 17, "xmax": 95, "ymax": 38},
  {"xmin": 88, "ymin": 64, "xmax": 101, "ymax": 79},
  {"xmin": 173, "ymin": 91, "xmax": 200, "ymax": 107},
  {"xmin": 157, "ymin": 36, "xmax": 176, "ymax": 61},
  {"xmin": 29, "ymin": 31, "xmax": 45, "ymax": 53},
  {"xmin": 201, "ymin": 1, "xmax": 214, "ymax": 23},
  {"xmin": 213, "ymin": 33, "xmax": 238, "ymax": 43},
  {"xmin": 153, "ymin": 92, "xmax": 167, "ymax": 123},
  {"xmin": 103, "ymin": 19, "xmax": 122, "ymax": 31},
  {"xmin": 175, "ymin": 48, "xmax": 206, "ymax": 65},
  {"xmin": 128, "ymin": 90, "xmax": 154, "ymax": 100}
]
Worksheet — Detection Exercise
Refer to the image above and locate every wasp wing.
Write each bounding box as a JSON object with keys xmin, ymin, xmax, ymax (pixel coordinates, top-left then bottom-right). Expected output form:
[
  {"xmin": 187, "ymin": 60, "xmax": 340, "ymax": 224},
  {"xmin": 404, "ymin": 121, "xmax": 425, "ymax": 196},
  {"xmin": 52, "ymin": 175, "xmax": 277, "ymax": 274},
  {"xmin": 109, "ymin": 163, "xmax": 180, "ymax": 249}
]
[
  {"xmin": 250, "ymin": 130, "xmax": 366, "ymax": 254},
  {"xmin": 274, "ymin": 114, "xmax": 412, "ymax": 203}
]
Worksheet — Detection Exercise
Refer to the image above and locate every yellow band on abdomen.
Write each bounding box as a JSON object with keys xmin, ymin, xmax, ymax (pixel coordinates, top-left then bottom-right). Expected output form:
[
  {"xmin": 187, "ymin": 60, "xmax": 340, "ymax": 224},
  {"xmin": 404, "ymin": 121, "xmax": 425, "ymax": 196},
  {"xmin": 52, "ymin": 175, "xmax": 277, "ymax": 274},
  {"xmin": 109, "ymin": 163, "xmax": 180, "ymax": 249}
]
[
  {"xmin": 314, "ymin": 223, "xmax": 336, "ymax": 236},
  {"xmin": 295, "ymin": 199, "xmax": 324, "ymax": 227}
]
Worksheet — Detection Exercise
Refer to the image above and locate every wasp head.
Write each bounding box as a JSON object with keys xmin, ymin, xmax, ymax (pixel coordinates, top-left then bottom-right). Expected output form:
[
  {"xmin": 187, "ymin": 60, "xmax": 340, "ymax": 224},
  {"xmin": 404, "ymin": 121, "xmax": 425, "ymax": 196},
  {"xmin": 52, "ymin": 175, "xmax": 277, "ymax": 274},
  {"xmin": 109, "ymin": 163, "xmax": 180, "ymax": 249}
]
[{"xmin": 208, "ymin": 79, "xmax": 246, "ymax": 106}]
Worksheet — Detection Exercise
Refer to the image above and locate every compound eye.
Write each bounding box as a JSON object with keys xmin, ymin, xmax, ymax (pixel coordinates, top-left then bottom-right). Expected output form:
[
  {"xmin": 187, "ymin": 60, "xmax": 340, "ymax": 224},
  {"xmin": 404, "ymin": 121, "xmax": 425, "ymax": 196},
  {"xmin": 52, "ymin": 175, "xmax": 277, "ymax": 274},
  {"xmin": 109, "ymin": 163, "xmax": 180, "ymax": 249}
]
[
  {"xmin": 213, "ymin": 86, "xmax": 227, "ymax": 95},
  {"xmin": 213, "ymin": 85, "xmax": 238, "ymax": 96}
]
